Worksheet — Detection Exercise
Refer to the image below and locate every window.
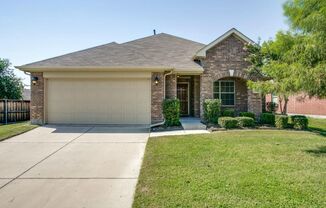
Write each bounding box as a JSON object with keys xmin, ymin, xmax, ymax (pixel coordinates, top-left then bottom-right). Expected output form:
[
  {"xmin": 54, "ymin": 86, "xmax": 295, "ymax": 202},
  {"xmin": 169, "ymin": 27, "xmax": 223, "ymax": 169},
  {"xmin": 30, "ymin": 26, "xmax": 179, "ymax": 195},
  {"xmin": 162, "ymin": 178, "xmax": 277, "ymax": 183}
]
[{"xmin": 213, "ymin": 80, "xmax": 235, "ymax": 106}]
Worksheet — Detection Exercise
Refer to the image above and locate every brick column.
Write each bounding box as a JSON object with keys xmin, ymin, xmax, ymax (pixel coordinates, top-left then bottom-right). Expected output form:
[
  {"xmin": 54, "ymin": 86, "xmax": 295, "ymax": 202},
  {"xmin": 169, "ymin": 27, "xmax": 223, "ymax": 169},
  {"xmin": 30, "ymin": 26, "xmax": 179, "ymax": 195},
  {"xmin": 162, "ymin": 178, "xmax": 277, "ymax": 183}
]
[
  {"xmin": 248, "ymin": 89, "xmax": 262, "ymax": 117},
  {"xmin": 194, "ymin": 75, "xmax": 200, "ymax": 117},
  {"xmin": 151, "ymin": 72, "xmax": 164, "ymax": 123},
  {"xmin": 199, "ymin": 74, "xmax": 213, "ymax": 119},
  {"xmin": 30, "ymin": 72, "xmax": 44, "ymax": 125},
  {"xmin": 165, "ymin": 74, "xmax": 177, "ymax": 99}
]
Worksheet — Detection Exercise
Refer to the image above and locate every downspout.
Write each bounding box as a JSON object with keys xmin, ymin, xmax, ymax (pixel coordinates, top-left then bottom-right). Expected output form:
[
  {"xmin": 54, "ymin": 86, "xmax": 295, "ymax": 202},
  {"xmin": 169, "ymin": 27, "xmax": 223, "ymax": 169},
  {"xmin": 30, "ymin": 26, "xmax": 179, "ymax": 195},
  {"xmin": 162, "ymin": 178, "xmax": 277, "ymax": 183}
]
[{"xmin": 150, "ymin": 69, "xmax": 174, "ymax": 128}]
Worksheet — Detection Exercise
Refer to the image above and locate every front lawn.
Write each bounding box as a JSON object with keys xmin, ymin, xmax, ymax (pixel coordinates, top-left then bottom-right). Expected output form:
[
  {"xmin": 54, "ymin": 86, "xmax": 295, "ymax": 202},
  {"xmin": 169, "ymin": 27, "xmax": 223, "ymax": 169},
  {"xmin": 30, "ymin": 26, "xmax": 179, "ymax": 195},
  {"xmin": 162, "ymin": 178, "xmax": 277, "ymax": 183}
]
[
  {"xmin": 133, "ymin": 130, "xmax": 326, "ymax": 208},
  {"xmin": 309, "ymin": 117, "xmax": 326, "ymax": 134},
  {"xmin": 0, "ymin": 121, "xmax": 38, "ymax": 141}
]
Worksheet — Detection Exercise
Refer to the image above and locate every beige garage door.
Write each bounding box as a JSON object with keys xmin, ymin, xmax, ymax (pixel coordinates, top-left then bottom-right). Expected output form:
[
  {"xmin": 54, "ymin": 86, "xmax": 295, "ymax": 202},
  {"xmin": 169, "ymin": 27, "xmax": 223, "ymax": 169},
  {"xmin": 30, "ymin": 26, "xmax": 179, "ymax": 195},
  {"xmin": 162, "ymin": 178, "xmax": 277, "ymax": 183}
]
[{"xmin": 46, "ymin": 78, "xmax": 151, "ymax": 124}]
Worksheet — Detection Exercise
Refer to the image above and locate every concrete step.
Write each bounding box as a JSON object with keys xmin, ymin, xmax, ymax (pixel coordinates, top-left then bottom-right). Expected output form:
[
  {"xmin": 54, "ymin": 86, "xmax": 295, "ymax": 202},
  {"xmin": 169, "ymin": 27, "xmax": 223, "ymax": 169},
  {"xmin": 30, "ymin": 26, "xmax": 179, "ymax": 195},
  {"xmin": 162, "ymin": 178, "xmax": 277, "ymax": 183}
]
[{"xmin": 180, "ymin": 118, "xmax": 207, "ymax": 130}]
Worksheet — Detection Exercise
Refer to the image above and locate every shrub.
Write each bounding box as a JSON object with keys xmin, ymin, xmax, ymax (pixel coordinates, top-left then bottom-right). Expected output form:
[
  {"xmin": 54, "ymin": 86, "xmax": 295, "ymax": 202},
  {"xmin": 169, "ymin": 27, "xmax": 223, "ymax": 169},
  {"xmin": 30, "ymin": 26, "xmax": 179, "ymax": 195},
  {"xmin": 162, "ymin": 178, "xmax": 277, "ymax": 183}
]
[
  {"xmin": 260, "ymin": 113, "xmax": 275, "ymax": 125},
  {"xmin": 162, "ymin": 99, "xmax": 180, "ymax": 126},
  {"xmin": 236, "ymin": 117, "xmax": 255, "ymax": 127},
  {"xmin": 221, "ymin": 108, "xmax": 235, "ymax": 117},
  {"xmin": 218, "ymin": 117, "xmax": 238, "ymax": 129},
  {"xmin": 266, "ymin": 102, "xmax": 278, "ymax": 113},
  {"xmin": 275, "ymin": 115, "xmax": 288, "ymax": 129},
  {"xmin": 203, "ymin": 99, "xmax": 221, "ymax": 124},
  {"xmin": 291, "ymin": 115, "xmax": 308, "ymax": 130},
  {"xmin": 239, "ymin": 112, "xmax": 255, "ymax": 119}
]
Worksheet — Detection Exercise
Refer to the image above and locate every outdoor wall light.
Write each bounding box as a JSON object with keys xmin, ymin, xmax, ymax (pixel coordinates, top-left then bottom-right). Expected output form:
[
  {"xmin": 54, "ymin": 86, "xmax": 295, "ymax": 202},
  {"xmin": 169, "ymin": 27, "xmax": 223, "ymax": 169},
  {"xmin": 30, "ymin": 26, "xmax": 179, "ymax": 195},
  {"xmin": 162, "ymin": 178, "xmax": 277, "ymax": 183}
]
[
  {"xmin": 32, "ymin": 76, "xmax": 38, "ymax": 85},
  {"xmin": 154, "ymin": 76, "xmax": 160, "ymax": 85}
]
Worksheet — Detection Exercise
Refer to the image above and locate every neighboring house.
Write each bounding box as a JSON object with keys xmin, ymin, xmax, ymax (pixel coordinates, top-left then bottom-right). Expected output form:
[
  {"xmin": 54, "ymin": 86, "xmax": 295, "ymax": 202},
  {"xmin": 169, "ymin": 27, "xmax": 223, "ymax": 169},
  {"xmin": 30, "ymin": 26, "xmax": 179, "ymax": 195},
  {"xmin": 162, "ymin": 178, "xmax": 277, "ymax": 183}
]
[
  {"xmin": 17, "ymin": 28, "xmax": 262, "ymax": 125},
  {"xmin": 266, "ymin": 94, "xmax": 326, "ymax": 117}
]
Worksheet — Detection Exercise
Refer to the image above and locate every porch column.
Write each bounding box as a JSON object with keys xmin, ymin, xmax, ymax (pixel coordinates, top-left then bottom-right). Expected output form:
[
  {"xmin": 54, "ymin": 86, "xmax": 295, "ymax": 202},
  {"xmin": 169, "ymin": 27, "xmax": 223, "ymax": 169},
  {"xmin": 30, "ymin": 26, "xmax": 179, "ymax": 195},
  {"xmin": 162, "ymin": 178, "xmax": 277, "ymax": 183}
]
[
  {"xmin": 248, "ymin": 89, "xmax": 262, "ymax": 117},
  {"xmin": 165, "ymin": 74, "xmax": 177, "ymax": 99},
  {"xmin": 194, "ymin": 76, "xmax": 200, "ymax": 117},
  {"xmin": 200, "ymin": 74, "xmax": 213, "ymax": 119}
]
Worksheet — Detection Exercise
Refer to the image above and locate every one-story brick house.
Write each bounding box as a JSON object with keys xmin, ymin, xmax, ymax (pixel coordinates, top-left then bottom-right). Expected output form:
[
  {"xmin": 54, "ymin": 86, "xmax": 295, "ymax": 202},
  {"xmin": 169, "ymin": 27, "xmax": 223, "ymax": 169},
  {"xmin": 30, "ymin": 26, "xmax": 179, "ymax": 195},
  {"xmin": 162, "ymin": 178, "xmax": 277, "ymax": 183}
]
[{"xmin": 17, "ymin": 28, "xmax": 262, "ymax": 125}]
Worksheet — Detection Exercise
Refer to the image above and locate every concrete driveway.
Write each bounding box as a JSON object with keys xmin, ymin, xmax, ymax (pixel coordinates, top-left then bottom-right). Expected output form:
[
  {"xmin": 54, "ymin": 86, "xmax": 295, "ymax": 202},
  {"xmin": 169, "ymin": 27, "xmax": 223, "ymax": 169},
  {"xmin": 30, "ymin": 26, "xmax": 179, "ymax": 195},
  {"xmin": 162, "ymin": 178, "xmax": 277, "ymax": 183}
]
[{"xmin": 0, "ymin": 125, "xmax": 149, "ymax": 208}]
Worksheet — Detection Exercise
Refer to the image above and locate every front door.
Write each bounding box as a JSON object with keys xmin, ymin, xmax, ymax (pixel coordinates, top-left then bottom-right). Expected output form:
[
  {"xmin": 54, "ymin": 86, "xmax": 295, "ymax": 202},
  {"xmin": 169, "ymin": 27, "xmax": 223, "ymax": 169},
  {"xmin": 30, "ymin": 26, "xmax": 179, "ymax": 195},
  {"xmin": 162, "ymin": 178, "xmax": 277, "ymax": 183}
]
[{"xmin": 177, "ymin": 83, "xmax": 189, "ymax": 116}]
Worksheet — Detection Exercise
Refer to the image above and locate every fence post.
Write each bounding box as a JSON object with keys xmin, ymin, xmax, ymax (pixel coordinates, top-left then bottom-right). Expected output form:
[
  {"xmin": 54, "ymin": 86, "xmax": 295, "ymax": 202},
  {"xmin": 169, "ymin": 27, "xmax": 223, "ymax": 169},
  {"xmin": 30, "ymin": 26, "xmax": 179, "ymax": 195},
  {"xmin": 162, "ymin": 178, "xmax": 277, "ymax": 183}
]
[{"xmin": 4, "ymin": 99, "xmax": 8, "ymax": 124}]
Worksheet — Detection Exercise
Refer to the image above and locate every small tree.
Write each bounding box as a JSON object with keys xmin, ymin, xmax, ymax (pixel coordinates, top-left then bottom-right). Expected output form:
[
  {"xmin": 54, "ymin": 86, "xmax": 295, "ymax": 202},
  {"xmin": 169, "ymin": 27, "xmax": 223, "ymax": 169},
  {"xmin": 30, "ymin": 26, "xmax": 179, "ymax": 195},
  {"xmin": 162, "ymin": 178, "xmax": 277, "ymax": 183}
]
[
  {"xmin": 0, "ymin": 58, "xmax": 24, "ymax": 99},
  {"xmin": 245, "ymin": 33, "xmax": 301, "ymax": 114},
  {"xmin": 245, "ymin": 0, "xmax": 326, "ymax": 114}
]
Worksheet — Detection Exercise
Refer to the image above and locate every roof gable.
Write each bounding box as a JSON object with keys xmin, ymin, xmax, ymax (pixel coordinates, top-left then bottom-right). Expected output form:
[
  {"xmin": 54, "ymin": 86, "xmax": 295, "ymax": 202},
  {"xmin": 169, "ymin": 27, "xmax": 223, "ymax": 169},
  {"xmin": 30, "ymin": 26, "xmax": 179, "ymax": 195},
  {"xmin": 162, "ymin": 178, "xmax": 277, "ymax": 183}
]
[{"xmin": 194, "ymin": 28, "xmax": 255, "ymax": 58}]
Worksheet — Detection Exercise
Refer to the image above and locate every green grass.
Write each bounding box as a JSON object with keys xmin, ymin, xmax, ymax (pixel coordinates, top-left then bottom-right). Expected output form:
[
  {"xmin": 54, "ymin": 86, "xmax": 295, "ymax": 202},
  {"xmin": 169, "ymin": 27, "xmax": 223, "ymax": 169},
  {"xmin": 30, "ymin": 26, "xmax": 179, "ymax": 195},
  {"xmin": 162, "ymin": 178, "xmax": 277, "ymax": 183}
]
[
  {"xmin": 0, "ymin": 121, "xmax": 38, "ymax": 141},
  {"xmin": 308, "ymin": 117, "xmax": 326, "ymax": 135},
  {"xmin": 133, "ymin": 130, "xmax": 326, "ymax": 208}
]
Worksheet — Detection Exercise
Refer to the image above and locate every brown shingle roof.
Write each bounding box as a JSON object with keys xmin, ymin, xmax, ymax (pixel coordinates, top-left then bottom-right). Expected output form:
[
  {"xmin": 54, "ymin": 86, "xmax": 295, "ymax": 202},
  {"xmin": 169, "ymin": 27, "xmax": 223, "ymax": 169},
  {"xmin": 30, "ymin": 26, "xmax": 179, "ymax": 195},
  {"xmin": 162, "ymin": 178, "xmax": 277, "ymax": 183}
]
[{"xmin": 19, "ymin": 33, "xmax": 205, "ymax": 71}]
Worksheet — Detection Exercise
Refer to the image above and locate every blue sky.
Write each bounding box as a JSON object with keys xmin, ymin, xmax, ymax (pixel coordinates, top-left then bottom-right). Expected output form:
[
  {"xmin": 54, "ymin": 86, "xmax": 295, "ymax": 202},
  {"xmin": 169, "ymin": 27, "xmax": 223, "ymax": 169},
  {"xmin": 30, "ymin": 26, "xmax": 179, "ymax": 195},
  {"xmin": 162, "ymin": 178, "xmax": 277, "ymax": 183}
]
[{"xmin": 0, "ymin": 0, "xmax": 288, "ymax": 87}]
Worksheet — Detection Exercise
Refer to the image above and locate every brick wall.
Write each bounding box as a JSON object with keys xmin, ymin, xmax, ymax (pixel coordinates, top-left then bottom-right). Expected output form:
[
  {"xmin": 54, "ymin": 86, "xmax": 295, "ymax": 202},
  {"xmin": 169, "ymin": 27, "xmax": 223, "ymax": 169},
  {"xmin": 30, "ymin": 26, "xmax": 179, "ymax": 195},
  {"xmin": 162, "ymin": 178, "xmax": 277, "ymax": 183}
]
[
  {"xmin": 194, "ymin": 76, "xmax": 200, "ymax": 117},
  {"xmin": 200, "ymin": 34, "xmax": 262, "ymax": 117},
  {"xmin": 165, "ymin": 74, "xmax": 177, "ymax": 99},
  {"xmin": 266, "ymin": 94, "xmax": 326, "ymax": 116},
  {"xmin": 30, "ymin": 72, "xmax": 44, "ymax": 125},
  {"xmin": 151, "ymin": 72, "xmax": 164, "ymax": 123},
  {"xmin": 248, "ymin": 90, "xmax": 262, "ymax": 116}
]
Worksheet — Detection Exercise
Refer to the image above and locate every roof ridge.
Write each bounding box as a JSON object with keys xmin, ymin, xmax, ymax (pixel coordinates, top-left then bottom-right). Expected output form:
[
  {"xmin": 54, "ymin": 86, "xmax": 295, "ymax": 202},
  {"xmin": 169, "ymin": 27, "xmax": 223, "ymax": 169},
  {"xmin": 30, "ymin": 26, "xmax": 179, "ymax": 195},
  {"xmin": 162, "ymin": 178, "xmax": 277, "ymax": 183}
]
[
  {"xmin": 158, "ymin": 33, "xmax": 205, "ymax": 45},
  {"xmin": 122, "ymin": 32, "xmax": 205, "ymax": 46},
  {"xmin": 21, "ymin": 42, "xmax": 119, "ymax": 67}
]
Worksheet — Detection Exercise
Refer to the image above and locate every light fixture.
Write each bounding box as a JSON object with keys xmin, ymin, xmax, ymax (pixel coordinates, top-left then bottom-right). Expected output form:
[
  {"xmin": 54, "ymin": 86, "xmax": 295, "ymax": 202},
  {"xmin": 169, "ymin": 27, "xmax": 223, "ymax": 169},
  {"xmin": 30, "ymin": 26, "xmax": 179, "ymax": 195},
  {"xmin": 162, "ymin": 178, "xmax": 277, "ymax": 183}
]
[
  {"xmin": 31, "ymin": 76, "xmax": 38, "ymax": 85},
  {"xmin": 154, "ymin": 76, "xmax": 159, "ymax": 85}
]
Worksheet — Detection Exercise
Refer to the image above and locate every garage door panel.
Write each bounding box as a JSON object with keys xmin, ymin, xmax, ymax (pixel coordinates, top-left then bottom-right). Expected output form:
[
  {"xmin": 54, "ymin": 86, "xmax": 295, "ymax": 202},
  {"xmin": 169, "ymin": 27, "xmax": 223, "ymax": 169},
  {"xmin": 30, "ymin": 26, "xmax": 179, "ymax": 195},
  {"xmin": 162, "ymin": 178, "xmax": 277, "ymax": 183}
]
[{"xmin": 46, "ymin": 78, "xmax": 151, "ymax": 124}]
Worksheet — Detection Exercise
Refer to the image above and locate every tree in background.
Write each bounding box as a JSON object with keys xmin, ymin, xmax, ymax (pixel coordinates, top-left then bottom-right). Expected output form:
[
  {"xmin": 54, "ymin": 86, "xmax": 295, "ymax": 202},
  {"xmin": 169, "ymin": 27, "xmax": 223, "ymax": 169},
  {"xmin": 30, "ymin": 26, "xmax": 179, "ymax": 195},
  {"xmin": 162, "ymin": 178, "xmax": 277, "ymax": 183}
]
[
  {"xmin": 245, "ymin": 0, "xmax": 326, "ymax": 114},
  {"xmin": 0, "ymin": 58, "xmax": 24, "ymax": 99}
]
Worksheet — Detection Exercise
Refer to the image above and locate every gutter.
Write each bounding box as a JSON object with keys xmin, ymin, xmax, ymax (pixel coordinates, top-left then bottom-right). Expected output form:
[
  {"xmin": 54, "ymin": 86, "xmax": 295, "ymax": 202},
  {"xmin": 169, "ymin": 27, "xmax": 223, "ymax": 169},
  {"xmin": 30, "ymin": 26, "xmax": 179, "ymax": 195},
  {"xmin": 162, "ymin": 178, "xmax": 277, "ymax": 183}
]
[{"xmin": 150, "ymin": 69, "xmax": 174, "ymax": 128}]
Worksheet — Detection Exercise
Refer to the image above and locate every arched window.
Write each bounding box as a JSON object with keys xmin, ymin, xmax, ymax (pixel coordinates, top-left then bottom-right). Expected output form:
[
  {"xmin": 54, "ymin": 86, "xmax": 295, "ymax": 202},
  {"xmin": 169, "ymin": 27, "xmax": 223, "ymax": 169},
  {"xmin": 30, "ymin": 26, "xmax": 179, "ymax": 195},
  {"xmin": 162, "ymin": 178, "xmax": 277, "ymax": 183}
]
[{"xmin": 213, "ymin": 80, "xmax": 235, "ymax": 106}]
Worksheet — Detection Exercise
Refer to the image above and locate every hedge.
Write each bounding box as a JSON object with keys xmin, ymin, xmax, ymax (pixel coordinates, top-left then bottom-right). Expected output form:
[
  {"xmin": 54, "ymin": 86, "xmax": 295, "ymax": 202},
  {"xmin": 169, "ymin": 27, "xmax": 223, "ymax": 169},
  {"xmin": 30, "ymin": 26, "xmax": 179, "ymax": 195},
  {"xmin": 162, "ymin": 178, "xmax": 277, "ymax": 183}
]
[
  {"xmin": 221, "ymin": 108, "xmax": 235, "ymax": 117},
  {"xmin": 260, "ymin": 113, "xmax": 275, "ymax": 125},
  {"xmin": 236, "ymin": 117, "xmax": 255, "ymax": 127},
  {"xmin": 275, "ymin": 115, "xmax": 288, "ymax": 129},
  {"xmin": 162, "ymin": 99, "xmax": 180, "ymax": 126},
  {"xmin": 203, "ymin": 99, "xmax": 221, "ymax": 124},
  {"xmin": 239, "ymin": 112, "xmax": 255, "ymax": 119},
  {"xmin": 291, "ymin": 115, "xmax": 308, "ymax": 130},
  {"xmin": 218, "ymin": 117, "xmax": 238, "ymax": 129}
]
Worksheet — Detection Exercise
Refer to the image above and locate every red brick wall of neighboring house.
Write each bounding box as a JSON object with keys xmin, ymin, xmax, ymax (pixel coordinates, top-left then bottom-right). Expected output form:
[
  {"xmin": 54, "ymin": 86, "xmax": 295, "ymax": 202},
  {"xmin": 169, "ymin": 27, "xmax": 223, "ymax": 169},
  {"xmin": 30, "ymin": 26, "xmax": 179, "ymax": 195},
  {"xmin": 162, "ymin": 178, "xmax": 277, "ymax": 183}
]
[{"xmin": 266, "ymin": 94, "xmax": 326, "ymax": 116}]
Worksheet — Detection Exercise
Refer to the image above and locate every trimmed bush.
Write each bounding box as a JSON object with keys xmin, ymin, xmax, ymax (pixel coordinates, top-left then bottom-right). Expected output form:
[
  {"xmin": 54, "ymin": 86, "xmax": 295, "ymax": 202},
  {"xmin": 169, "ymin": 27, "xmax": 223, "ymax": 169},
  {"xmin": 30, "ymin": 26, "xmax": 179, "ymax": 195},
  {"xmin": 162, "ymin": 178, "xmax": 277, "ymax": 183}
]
[
  {"xmin": 239, "ymin": 112, "xmax": 255, "ymax": 119},
  {"xmin": 203, "ymin": 99, "xmax": 221, "ymax": 124},
  {"xmin": 260, "ymin": 113, "xmax": 275, "ymax": 125},
  {"xmin": 236, "ymin": 117, "xmax": 255, "ymax": 127},
  {"xmin": 291, "ymin": 115, "xmax": 308, "ymax": 130},
  {"xmin": 218, "ymin": 117, "xmax": 238, "ymax": 129},
  {"xmin": 221, "ymin": 108, "xmax": 235, "ymax": 117},
  {"xmin": 275, "ymin": 115, "xmax": 288, "ymax": 129},
  {"xmin": 162, "ymin": 99, "xmax": 180, "ymax": 126}
]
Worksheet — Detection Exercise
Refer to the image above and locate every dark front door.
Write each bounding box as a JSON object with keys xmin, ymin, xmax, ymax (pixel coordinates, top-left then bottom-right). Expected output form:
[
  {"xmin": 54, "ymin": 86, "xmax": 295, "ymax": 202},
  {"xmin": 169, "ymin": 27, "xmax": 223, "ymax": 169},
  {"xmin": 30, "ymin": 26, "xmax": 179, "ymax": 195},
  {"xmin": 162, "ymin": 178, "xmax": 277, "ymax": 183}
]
[{"xmin": 177, "ymin": 83, "xmax": 189, "ymax": 116}]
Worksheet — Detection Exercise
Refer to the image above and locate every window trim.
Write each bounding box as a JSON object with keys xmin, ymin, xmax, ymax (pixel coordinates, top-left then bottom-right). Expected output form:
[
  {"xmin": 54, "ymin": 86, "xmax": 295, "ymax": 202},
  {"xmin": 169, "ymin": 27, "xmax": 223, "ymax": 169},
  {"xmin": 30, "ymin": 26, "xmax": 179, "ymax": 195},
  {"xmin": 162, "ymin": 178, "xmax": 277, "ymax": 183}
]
[{"xmin": 213, "ymin": 80, "xmax": 236, "ymax": 107}]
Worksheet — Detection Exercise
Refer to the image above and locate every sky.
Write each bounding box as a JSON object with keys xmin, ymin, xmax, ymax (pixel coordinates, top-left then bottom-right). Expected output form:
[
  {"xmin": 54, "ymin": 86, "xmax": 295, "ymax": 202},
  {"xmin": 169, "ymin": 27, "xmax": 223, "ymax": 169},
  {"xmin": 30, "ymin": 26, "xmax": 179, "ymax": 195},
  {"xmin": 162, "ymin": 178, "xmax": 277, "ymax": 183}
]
[{"xmin": 0, "ymin": 0, "xmax": 288, "ymax": 88}]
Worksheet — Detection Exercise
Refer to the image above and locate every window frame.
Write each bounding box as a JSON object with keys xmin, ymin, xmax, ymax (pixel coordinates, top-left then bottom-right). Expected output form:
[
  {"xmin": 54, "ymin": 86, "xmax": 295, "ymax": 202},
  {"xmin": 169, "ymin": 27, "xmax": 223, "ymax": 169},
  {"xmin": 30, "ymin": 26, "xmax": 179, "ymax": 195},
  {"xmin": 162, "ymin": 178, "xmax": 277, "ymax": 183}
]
[{"xmin": 213, "ymin": 80, "xmax": 236, "ymax": 107}]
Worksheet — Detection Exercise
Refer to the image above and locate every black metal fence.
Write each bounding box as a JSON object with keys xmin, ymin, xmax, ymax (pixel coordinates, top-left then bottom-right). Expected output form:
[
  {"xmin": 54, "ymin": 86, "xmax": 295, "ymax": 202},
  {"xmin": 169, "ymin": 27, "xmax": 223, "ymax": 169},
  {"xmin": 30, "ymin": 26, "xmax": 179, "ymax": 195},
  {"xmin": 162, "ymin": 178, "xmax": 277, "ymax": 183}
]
[{"xmin": 0, "ymin": 99, "xmax": 30, "ymax": 124}]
